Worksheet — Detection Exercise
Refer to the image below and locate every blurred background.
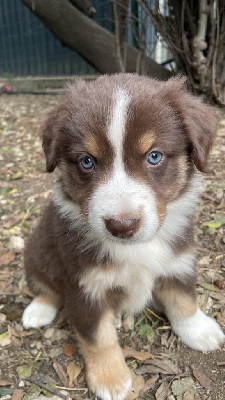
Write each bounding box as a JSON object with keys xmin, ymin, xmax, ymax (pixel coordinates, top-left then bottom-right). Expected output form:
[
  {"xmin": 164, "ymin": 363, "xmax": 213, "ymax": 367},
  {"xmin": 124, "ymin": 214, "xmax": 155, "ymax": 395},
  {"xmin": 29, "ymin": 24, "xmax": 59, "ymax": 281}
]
[{"xmin": 0, "ymin": 0, "xmax": 225, "ymax": 104}]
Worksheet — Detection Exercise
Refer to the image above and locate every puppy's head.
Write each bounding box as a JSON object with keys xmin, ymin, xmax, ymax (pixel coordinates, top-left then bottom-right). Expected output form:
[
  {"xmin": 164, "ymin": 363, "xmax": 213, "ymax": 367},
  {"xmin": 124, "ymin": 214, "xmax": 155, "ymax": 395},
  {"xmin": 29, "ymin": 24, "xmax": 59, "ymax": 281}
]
[{"xmin": 42, "ymin": 74, "xmax": 216, "ymax": 244}]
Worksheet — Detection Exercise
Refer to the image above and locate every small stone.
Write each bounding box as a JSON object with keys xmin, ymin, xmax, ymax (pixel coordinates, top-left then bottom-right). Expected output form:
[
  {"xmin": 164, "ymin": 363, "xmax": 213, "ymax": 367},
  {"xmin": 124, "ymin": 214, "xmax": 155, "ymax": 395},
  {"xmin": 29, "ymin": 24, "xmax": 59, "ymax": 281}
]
[
  {"xmin": 217, "ymin": 188, "xmax": 224, "ymax": 201},
  {"xmin": 9, "ymin": 236, "xmax": 24, "ymax": 250},
  {"xmin": 30, "ymin": 348, "xmax": 38, "ymax": 356},
  {"xmin": 0, "ymin": 199, "xmax": 7, "ymax": 205},
  {"xmin": 18, "ymin": 380, "xmax": 25, "ymax": 388},
  {"xmin": 43, "ymin": 328, "xmax": 69, "ymax": 341},
  {"xmin": 48, "ymin": 347, "xmax": 64, "ymax": 358}
]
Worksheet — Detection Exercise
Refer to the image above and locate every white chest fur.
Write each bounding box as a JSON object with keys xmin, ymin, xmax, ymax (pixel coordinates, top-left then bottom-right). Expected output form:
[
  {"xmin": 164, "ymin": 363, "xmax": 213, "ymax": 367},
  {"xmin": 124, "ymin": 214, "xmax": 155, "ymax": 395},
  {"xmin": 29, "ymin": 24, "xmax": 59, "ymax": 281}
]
[
  {"xmin": 79, "ymin": 238, "xmax": 195, "ymax": 315},
  {"xmin": 54, "ymin": 173, "xmax": 201, "ymax": 314}
]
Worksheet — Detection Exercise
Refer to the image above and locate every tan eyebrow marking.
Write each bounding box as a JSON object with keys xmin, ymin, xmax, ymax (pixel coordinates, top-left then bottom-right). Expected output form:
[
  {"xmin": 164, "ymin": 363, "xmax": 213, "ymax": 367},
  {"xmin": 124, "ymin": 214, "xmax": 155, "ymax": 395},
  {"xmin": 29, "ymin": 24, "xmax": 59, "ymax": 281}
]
[
  {"xmin": 138, "ymin": 131, "xmax": 155, "ymax": 154},
  {"xmin": 85, "ymin": 136, "xmax": 100, "ymax": 158}
]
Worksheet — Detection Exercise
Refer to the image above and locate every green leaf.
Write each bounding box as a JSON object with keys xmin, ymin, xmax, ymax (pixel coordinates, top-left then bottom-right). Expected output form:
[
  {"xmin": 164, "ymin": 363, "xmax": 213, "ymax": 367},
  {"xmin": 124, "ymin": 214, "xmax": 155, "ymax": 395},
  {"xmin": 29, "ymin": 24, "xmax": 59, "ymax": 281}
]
[
  {"xmin": 0, "ymin": 331, "xmax": 9, "ymax": 340},
  {"xmin": 206, "ymin": 221, "xmax": 221, "ymax": 229},
  {"xmin": 1, "ymin": 187, "xmax": 8, "ymax": 195},
  {"xmin": 139, "ymin": 324, "xmax": 154, "ymax": 340},
  {"xmin": 8, "ymin": 188, "xmax": 18, "ymax": 195},
  {"xmin": 171, "ymin": 377, "xmax": 196, "ymax": 400},
  {"xmin": 17, "ymin": 365, "xmax": 32, "ymax": 379},
  {"xmin": 214, "ymin": 214, "xmax": 225, "ymax": 225},
  {"xmin": 11, "ymin": 171, "xmax": 23, "ymax": 180},
  {"xmin": 0, "ymin": 389, "xmax": 14, "ymax": 396}
]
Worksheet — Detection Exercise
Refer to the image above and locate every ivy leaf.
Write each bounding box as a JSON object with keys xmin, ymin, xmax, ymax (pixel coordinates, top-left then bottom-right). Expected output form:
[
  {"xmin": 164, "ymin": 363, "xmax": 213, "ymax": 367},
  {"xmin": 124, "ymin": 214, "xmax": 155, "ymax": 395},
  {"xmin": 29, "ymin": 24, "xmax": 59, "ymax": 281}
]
[{"xmin": 139, "ymin": 324, "xmax": 154, "ymax": 340}]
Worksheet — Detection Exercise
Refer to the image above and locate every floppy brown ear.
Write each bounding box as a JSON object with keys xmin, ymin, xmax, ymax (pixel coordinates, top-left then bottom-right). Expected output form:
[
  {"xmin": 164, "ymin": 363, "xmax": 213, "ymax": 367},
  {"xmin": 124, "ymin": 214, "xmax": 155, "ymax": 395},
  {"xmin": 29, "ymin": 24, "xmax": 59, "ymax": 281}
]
[
  {"xmin": 164, "ymin": 77, "xmax": 217, "ymax": 172},
  {"xmin": 182, "ymin": 95, "xmax": 217, "ymax": 171},
  {"xmin": 41, "ymin": 106, "xmax": 63, "ymax": 173}
]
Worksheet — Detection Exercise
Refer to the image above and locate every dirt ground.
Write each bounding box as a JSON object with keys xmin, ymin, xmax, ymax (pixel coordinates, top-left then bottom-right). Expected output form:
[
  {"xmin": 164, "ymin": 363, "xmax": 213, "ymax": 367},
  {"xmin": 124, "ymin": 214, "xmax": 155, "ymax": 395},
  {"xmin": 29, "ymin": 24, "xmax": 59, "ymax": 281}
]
[{"xmin": 0, "ymin": 93, "xmax": 225, "ymax": 400}]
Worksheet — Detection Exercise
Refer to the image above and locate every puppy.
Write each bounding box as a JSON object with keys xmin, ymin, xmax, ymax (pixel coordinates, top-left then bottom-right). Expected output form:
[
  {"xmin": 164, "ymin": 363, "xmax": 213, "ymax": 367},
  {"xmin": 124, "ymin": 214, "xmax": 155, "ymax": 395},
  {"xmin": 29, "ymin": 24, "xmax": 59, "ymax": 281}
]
[{"xmin": 22, "ymin": 74, "xmax": 224, "ymax": 400}]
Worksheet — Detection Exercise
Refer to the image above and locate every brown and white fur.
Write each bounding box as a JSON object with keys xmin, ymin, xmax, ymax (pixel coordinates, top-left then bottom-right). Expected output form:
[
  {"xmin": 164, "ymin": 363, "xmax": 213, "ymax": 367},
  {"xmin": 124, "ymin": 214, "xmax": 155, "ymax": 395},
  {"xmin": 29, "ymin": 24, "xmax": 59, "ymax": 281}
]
[{"xmin": 22, "ymin": 74, "xmax": 224, "ymax": 400}]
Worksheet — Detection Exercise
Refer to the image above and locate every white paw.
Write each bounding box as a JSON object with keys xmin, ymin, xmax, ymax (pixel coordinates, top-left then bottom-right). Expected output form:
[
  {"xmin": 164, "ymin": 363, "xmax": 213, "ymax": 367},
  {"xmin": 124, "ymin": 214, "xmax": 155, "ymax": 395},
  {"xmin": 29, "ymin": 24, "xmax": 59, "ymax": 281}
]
[
  {"xmin": 114, "ymin": 312, "xmax": 134, "ymax": 332},
  {"xmin": 115, "ymin": 313, "xmax": 122, "ymax": 329},
  {"xmin": 22, "ymin": 301, "xmax": 58, "ymax": 329},
  {"xmin": 88, "ymin": 374, "xmax": 132, "ymax": 400},
  {"xmin": 122, "ymin": 312, "xmax": 134, "ymax": 332},
  {"xmin": 172, "ymin": 308, "xmax": 225, "ymax": 352}
]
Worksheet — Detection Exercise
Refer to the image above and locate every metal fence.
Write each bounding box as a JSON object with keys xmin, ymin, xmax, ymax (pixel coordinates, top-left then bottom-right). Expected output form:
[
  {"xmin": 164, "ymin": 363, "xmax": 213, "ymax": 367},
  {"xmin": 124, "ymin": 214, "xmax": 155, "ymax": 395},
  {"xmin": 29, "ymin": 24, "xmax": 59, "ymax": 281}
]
[
  {"xmin": 0, "ymin": 0, "xmax": 166, "ymax": 78},
  {"xmin": 0, "ymin": 0, "xmax": 98, "ymax": 77}
]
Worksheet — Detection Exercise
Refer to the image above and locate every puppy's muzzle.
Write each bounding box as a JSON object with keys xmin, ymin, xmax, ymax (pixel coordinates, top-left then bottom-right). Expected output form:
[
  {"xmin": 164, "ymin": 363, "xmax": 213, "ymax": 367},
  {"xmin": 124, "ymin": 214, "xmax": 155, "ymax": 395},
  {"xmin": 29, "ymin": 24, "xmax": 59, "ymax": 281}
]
[{"xmin": 105, "ymin": 218, "xmax": 140, "ymax": 238}]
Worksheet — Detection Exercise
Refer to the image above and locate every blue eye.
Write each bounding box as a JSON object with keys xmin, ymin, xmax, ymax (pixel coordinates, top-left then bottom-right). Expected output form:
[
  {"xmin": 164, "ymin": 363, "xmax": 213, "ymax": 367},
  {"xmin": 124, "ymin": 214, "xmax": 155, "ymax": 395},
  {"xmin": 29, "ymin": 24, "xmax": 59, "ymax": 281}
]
[
  {"xmin": 147, "ymin": 151, "xmax": 163, "ymax": 165},
  {"xmin": 80, "ymin": 156, "xmax": 95, "ymax": 170}
]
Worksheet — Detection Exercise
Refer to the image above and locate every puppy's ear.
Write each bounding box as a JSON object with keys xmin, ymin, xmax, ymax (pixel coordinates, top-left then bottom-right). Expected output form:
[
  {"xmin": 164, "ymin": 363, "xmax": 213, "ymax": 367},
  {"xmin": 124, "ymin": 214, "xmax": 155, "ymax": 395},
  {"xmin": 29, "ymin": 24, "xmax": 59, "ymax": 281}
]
[
  {"xmin": 165, "ymin": 77, "xmax": 217, "ymax": 172},
  {"xmin": 41, "ymin": 107, "xmax": 62, "ymax": 173}
]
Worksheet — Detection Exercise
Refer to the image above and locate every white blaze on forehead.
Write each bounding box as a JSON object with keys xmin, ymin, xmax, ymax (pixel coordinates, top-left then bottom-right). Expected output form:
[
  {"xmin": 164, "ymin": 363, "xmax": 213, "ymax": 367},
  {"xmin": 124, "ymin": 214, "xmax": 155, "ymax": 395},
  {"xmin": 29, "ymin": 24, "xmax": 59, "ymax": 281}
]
[
  {"xmin": 87, "ymin": 87, "xmax": 160, "ymax": 244},
  {"xmin": 108, "ymin": 88, "xmax": 130, "ymax": 152}
]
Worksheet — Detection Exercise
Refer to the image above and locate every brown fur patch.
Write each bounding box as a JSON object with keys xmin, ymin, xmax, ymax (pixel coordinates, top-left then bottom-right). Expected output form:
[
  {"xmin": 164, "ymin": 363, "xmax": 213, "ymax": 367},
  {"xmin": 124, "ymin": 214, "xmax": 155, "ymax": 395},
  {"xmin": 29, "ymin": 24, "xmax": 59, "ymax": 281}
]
[
  {"xmin": 138, "ymin": 131, "xmax": 155, "ymax": 154},
  {"xmin": 76, "ymin": 310, "xmax": 131, "ymax": 398},
  {"xmin": 85, "ymin": 135, "xmax": 100, "ymax": 159},
  {"xmin": 154, "ymin": 275, "xmax": 197, "ymax": 319},
  {"xmin": 34, "ymin": 293, "xmax": 62, "ymax": 309}
]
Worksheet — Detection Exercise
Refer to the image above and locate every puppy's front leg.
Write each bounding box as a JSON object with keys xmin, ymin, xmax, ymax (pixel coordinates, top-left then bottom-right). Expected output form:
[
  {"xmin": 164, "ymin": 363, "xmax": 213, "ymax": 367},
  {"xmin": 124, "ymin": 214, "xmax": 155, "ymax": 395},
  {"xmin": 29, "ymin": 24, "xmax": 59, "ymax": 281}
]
[
  {"xmin": 77, "ymin": 309, "xmax": 131, "ymax": 400},
  {"xmin": 154, "ymin": 277, "xmax": 224, "ymax": 352}
]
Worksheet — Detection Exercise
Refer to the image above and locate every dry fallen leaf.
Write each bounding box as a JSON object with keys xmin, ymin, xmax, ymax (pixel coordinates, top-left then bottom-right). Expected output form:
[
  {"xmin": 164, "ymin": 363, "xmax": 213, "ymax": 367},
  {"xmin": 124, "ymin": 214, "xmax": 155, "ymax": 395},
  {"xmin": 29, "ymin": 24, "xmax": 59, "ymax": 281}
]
[
  {"xmin": 155, "ymin": 380, "xmax": 170, "ymax": 400},
  {"xmin": 192, "ymin": 365, "xmax": 213, "ymax": 390},
  {"xmin": 12, "ymin": 389, "xmax": 24, "ymax": 400},
  {"xmin": 136, "ymin": 358, "xmax": 179, "ymax": 375},
  {"xmin": 122, "ymin": 346, "xmax": 154, "ymax": 361},
  {"xmin": 63, "ymin": 343, "xmax": 77, "ymax": 357},
  {"xmin": 0, "ymin": 252, "xmax": 15, "ymax": 266},
  {"xmin": 183, "ymin": 390, "xmax": 195, "ymax": 400},
  {"xmin": 44, "ymin": 328, "xmax": 69, "ymax": 341},
  {"xmin": 67, "ymin": 361, "xmax": 81, "ymax": 387},
  {"xmin": 143, "ymin": 374, "xmax": 159, "ymax": 392},
  {"xmin": 0, "ymin": 313, "xmax": 6, "ymax": 326},
  {"xmin": 53, "ymin": 361, "xmax": 69, "ymax": 387},
  {"xmin": 199, "ymin": 282, "xmax": 220, "ymax": 292},
  {"xmin": 0, "ymin": 332, "xmax": 11, "ymax": 347},
  {"xmin": 3, "ymin": 217, "xmax": 21, "ymax": 229},
  {"xmin": 0, "ymin": 380, "xmax": 13, "ymax": 386},
  {"xmin": 127, "ymin": 372, "xmax": 145, "ymax": 400}
]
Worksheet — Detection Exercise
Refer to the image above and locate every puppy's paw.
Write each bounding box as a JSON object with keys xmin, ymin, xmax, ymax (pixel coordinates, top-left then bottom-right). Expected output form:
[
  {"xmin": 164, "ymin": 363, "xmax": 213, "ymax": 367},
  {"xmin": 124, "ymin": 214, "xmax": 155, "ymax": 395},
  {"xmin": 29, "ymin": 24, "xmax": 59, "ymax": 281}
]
[
  {"xmin": 172, "ymin": 308, "xmax": 225, "ymax": 352},
  {"xmin": 87, "ymin": 365, "xmax": 131, "ymax": 400},
  {"xmin": 115, "ymin": 313, "xmax": 122, "ymax": 330},
  {"xmin": 86, "ymin": 346, "xmax": 132, "ymax": 400},
  {"xmin": 115, "ymin": 312, "xmax": 134, "ymax": 332},
  {"xmin": 122, "ymin": 312, "xmax": 134, "ymax": 332},
  {"xmin": 22, "ymin": 300, "xmax": 58, "ymax": 329}
]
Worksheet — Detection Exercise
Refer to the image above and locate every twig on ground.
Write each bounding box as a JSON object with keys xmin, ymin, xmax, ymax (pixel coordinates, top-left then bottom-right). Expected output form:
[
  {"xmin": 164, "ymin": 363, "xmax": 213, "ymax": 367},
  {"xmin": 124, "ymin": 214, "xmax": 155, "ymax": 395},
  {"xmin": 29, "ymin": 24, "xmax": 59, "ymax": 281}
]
[{"xmin": 25, "ymin": 377, "xmax": 71, "ymax": 400}]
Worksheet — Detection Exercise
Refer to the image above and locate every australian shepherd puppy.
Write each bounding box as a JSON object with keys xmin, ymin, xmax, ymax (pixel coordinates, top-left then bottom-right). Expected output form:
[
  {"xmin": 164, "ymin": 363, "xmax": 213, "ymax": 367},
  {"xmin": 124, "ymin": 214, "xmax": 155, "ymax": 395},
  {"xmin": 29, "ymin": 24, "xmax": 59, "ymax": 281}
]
[{"xmin": 22, "ymin": 74, "xmax": 224, "ymax": 400}]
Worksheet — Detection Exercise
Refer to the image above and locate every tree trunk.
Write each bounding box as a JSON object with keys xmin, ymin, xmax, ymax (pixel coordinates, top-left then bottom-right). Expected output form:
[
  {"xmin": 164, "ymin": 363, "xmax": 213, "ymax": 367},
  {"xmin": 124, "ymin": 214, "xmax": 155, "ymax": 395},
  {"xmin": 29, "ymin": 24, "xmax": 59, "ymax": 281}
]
[{"xmin": 21, "ymin": 0, "xmax": 171, "ymax": 80}]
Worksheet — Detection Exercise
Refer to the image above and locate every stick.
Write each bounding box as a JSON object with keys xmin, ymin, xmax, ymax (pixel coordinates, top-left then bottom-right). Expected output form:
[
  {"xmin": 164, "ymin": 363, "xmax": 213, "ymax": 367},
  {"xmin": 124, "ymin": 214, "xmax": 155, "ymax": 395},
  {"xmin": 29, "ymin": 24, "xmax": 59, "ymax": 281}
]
[{"xmin": 25, "ymin": 377, "xmax": 71, "ymax": 400}]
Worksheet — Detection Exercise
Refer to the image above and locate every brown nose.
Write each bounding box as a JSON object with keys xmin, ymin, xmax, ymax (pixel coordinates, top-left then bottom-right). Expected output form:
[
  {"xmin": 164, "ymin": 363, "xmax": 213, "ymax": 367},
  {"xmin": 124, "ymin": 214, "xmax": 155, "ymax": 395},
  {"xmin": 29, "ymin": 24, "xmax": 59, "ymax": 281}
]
[{"xmin": 105, "ymin": 218, "xmax": 139, "ymax": 238}]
